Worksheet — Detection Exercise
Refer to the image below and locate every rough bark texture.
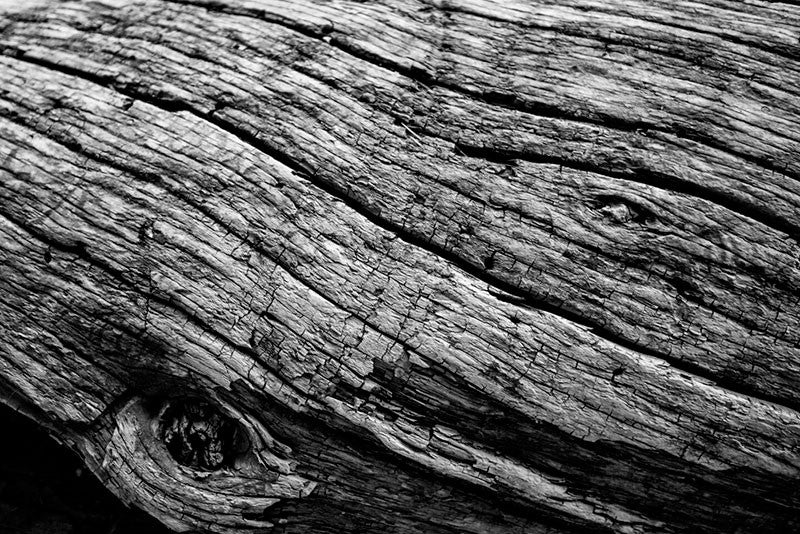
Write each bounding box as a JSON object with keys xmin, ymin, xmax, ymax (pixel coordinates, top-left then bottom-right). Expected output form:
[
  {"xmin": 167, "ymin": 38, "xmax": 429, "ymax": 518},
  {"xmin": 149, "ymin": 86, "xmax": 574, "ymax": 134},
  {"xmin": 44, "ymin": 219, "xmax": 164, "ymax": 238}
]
[{"xmin": 0, "ymin": 0, "xmax": 799, "ymax": 532}]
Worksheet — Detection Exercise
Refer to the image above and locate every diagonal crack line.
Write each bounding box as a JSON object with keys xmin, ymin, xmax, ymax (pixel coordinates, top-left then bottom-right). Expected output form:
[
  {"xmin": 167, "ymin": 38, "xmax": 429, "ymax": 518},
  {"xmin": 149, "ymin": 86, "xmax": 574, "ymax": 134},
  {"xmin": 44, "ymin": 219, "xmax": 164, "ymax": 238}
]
[
  {"xmin": 16, "ymin": 16, "xmax": 785, "ymax": 356},
  {"xmin": 0, "ymin": 206, "xmax": 310, "ymax": 403},
  {"xmin": 0, "ymin": 86, "xmax": 423, "ymax": 368},
  {"xmin": 164, "ymin": 0, "xmax": 800, "ymax": 184},
  {"xmin": 282, "ymin": 60, "xmax": 800, "ymax": 251},
  {"xmin": 431, "ymin": 7, "xmax": 800, "ymax": 184},
  {"xmin": 259, "ymin": 59, "xmax": 800, "ymax": 328},
  {"xmin": 6, "ymin": 8, "xmax": 798, "ymax": 241},
  {"xmin": 0, "ymin": 286, "xmax": 129, "ymax": 407},
  {"xmin": 434, "ymin": 2, "xmax": 800, "ymax": 100},
  {"xmin": 0, "ymin": 67, "xmax": 426, "ymax": 376},
  {"xmin": 435, "ymin": 0, "xmax": 800, "ymax": 63},
  {"xmin": 453, "ymin": 143, "xmax": 800, "ymax": 242},
  {"xmin": 5, "ymin": 52, "xmax": 800, "ymax": 415},
  {"xmin": 1, "ymin": 141, "xmax": 667, "ymax": 529}
]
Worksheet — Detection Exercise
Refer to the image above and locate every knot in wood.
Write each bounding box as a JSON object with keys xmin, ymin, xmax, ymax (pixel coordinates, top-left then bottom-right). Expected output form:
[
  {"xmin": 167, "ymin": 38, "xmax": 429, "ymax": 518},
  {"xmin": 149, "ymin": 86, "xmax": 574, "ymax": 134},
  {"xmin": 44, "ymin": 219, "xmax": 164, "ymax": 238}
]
[
  {"xmin": 595, "ymin": 194, "xmax": 656, "ymax": 224},
  {"xmin": 160, "ymin": 399, "xmax": 246, "ymax": 471}
]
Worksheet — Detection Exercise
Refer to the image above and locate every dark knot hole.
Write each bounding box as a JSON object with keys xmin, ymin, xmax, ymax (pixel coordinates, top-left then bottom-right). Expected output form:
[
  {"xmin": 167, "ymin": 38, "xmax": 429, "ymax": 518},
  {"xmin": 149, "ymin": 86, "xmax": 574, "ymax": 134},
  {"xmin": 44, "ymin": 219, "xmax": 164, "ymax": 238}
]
[{"xmin": 159, "ymin": 399, "xmax": 249, "ymax": 471}]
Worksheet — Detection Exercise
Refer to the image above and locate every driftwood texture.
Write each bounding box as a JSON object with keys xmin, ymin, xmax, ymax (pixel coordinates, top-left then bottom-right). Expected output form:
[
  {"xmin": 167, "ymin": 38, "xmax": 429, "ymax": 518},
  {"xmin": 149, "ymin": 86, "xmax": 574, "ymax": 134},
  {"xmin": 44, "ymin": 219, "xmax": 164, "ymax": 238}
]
[{"xmin": 0, "ymin": 0, "xmax": 799, "ymax": 532}]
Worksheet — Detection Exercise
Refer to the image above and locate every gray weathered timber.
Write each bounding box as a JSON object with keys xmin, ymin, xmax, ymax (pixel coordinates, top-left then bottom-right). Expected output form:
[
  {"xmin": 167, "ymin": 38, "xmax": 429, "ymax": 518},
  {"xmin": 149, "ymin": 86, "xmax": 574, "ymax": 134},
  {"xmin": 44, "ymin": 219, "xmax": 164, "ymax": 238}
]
[{"xmin": 0, "ymin": 0, "xmax": 799, "ymax": 532}]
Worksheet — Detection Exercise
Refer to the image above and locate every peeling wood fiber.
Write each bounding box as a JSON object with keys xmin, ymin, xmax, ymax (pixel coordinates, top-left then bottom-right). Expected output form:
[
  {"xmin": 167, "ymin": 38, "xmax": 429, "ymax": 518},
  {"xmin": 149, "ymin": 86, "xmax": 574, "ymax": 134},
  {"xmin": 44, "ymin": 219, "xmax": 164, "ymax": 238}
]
[{"xmin": 0, "ymin": 0, "xmax": 799, "ymax": 533}]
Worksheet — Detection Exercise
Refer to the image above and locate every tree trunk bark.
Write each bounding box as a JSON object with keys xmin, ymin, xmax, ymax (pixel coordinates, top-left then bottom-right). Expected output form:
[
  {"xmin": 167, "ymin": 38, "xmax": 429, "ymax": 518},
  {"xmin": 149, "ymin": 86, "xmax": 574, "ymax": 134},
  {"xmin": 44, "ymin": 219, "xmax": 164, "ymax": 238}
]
[{"xmin": 0, "ymin": 0, "xmax": 799, "ymax": 532}]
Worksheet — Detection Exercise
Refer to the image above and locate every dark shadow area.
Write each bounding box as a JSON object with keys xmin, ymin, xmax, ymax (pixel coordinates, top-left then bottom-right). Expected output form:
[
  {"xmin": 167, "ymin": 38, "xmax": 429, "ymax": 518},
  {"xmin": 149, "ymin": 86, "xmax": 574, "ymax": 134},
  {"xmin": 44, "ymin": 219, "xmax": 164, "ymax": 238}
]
[{"xmin": 0, "ymin": 402, "xmax": 174, "ymax": 534}]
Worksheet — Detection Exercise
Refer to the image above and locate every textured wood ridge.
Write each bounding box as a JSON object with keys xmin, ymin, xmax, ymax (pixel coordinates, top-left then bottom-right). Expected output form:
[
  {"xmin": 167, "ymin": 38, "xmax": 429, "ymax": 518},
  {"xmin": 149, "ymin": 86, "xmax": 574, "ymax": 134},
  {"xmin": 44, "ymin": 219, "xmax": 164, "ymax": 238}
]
[{"xmin": 0, "ymin": 0, "xmax": 799, "ymax": 532}]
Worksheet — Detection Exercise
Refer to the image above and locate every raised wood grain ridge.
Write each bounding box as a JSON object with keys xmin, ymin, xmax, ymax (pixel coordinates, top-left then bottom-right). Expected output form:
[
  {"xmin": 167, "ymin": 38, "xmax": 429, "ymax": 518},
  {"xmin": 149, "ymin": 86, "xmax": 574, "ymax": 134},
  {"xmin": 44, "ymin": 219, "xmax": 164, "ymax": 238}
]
[{"xmin": 0, "ymin": 0, "xmax": 798, "ymax": 533}]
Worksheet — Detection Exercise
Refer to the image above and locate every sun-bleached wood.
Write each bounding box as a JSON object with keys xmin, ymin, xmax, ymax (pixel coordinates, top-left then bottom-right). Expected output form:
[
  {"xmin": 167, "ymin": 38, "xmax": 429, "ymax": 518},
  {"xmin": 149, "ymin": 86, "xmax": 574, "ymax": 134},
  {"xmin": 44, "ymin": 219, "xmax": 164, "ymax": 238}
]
[{"xmin": 0, "ymin": 0, "xmax": 798, "ymax": 532}]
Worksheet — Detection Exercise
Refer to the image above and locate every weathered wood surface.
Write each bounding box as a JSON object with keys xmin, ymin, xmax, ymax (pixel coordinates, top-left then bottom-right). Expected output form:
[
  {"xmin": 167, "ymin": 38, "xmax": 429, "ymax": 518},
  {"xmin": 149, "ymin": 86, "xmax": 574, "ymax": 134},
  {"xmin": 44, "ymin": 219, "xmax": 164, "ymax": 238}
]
[{"xmin": 0, "ymin": 0, "xmax": 799, "ymax": 532}]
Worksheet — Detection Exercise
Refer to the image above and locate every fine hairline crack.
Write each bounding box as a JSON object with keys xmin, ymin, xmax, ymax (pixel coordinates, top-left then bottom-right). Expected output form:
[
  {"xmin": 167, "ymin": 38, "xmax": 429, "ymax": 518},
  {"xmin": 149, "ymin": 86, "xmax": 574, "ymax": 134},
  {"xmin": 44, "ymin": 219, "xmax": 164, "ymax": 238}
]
[
  {"xmin": 3, "ymin": 50, "xmax": 799, "ymax": 415},
  {"xmin": 163, "ymin": 0, "xmax": 800, "ymax": 185}
]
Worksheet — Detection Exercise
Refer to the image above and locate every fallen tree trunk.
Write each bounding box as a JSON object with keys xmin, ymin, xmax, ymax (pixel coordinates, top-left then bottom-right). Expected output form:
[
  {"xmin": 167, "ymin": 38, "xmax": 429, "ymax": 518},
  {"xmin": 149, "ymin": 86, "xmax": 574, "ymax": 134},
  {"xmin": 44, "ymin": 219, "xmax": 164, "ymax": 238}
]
[{"xmin": 0, "ymin": 0, "xmax": 799, "ymax": 532}]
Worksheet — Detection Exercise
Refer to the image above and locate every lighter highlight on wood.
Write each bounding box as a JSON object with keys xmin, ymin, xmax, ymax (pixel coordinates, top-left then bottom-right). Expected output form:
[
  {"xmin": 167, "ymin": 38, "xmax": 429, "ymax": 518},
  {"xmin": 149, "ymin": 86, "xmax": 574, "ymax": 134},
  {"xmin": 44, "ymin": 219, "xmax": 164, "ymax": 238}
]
[{"xmin": 0, "ymin": 0, "xmax": 798, "ymax": 533}]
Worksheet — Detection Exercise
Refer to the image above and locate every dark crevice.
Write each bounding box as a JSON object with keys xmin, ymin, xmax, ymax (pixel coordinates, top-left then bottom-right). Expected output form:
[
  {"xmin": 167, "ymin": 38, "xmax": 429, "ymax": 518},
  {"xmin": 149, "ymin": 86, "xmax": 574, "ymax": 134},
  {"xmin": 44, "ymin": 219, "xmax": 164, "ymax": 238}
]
[
  {"xmin": 531, "ymin": 0, "xmax": 800, "ymax": 61},
  {"xmin": 4, "ymin": 53, "xmax": 800, "ymax": 415},
  {"xmin": 227, "ymin": 381, "xmax": 616, "ymax": 534},
  {"xmin": 0, "ymin": 208, "xmax": 309, "ymax": 404},
  {"xmin": 160, "ymin": 398, "xmax": 249, "ymax": 470},
  {"xmin": 0, "ymin": 206, "xmax": 618, "ymax": 533},
  {"xmin": 453, "ymin": 142, "xmax": 800, "ymax": 242},
  {"xmin": 244, "ymin": 48, "xmax": 800, "ymax": 327},
  {"xmin": 7, "ymin": 10, "xmax": 800, "ymax": 320},
  {"xmin": 2, "ymin": 5, "xmax": 800, "ymax": 533},
  {"xmin": 164, "ymin": 0, "xmax": 800, "ymax": 184},
  {"xmin": 368, "ymin": 362, "xmax": 800, "ymax": 533},
  {"xmin": 0, "ymin": 293, "xmax": 127, "ymax": 416},
  {"xmin": 435, "ymin": 2, "xmax": 800, "ymax": 88}
]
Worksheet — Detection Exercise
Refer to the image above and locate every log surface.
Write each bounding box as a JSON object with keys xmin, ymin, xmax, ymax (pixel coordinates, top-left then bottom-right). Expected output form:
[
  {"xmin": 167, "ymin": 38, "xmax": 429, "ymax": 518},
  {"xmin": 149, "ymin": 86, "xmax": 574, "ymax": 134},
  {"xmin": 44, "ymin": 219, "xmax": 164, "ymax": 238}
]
[{"xmin": 0, "ymin": 0, "xmax": 799, "ymax": 532}]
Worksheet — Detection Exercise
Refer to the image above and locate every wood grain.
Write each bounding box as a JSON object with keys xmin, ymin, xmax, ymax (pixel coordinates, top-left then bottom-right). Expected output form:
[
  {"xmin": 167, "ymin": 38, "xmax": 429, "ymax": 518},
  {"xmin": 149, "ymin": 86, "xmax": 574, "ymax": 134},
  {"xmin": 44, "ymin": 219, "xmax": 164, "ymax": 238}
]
[{"xmin": 0, "ymin": 1, "xmax": 798, "ymax": 532}]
